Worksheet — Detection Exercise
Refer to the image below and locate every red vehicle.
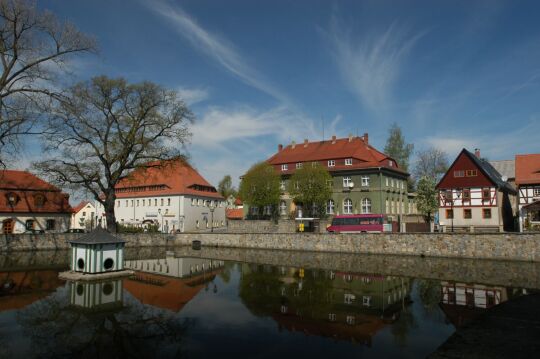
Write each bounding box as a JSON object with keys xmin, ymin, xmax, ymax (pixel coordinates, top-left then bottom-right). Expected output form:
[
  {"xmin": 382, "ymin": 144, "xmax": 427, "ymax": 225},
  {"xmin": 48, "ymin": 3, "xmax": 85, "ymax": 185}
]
[{"xmin": 326, "ymin": 214, "xmax": 392, "ymax": 233}]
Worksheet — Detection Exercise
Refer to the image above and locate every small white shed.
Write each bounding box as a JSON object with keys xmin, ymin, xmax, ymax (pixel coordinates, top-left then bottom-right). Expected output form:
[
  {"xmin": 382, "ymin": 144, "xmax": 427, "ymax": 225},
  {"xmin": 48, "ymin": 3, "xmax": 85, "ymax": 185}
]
[{"xmin": 68, "ymin": 228, "xmax": 126, "ymax": 274}]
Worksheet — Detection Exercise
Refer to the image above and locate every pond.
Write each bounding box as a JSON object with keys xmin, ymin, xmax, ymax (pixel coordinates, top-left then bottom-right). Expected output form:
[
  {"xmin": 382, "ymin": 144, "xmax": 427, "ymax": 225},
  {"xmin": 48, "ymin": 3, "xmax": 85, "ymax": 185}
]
[{"xmin": 0, "ymin": 248, "xmax": 537, "ymax": 358}]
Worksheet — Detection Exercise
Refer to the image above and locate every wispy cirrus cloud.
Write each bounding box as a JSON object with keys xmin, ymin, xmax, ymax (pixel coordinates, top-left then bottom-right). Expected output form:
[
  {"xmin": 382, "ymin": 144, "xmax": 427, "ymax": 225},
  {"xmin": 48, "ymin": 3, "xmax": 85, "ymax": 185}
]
[
  {"xmin": 327, "ymin": 17, "xmax": 425, "ymax": 115},
  {"xmin": 176, "ymin": 86, "xmax": 209, "ymax": 105},
  {"xmin": 145, "ymin": 0, "xmax": 288, "ymax": 103}
]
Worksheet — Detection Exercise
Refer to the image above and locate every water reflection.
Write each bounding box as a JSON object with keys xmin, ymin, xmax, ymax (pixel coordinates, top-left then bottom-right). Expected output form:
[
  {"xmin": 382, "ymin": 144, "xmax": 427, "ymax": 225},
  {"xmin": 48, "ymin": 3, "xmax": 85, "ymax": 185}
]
[
  {"xmin": 239, "ymin": 264, "xmax": 412, "ymax": 345},
  {"xmin": 0, "ymin": 251, "xmax": 535, "ymax": 358}
]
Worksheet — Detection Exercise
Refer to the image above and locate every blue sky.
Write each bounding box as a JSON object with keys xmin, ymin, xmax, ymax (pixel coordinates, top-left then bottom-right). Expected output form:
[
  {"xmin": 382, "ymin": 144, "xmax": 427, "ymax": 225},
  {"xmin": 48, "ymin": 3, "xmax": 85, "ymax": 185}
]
[{"xmin": 22, "ymin": 0, "xmax": 540, "ymax": 187}]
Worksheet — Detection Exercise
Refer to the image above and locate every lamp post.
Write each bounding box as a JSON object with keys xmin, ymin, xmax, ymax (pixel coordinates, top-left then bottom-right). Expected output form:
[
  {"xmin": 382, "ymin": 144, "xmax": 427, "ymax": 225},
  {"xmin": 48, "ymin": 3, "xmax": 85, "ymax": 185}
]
[{"xmin": 209, "ymin": 202, "xmax": 215, "ymax": 233}]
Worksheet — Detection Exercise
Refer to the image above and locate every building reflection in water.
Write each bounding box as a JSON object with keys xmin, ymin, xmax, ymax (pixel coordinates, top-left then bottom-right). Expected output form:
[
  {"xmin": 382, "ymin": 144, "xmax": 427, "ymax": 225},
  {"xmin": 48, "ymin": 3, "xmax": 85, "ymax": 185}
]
[
  {"xmin": 123, "ymin": 256, "xmax": 224, "ymax": 312},
  {"xmin": 239, "ymin": 264, "xmax": 412, "ymax": 346}
]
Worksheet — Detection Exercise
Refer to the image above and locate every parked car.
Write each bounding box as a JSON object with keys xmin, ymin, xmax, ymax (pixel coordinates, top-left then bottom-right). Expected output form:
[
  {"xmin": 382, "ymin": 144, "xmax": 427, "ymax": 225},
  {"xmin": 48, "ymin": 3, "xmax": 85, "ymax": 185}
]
[{"xmin": 65, "ymin": 228, "xmax": 86, "ymax": 233}]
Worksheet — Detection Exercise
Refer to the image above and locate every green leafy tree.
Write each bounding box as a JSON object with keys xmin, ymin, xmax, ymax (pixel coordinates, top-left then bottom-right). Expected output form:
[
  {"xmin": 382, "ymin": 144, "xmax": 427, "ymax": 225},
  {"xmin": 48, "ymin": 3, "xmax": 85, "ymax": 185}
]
[
  {"xmin": 384, "ymin": 123, "xmax": 414, "ymax": 172},
  {"xmin": 238, "ymin": 161, "xmax": 280, "ymax": 219},
  {"xmin": 33, "ymin": 76, "xmax": 193, "ymax": 233},
  {"xmin": 218, "ymin": 175, "xmax": 237, "ymax": 199},
  {"xmin": 287, "ymin": 162, "xmax": 332, "ymax": 218},
  {"xmin": 416, "ymin": 176, "xmax": 438, "ymax": 228}
]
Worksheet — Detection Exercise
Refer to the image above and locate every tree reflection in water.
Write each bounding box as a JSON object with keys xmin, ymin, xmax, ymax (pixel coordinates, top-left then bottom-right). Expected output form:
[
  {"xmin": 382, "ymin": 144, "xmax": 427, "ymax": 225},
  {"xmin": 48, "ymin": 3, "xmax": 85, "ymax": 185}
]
[{"xmin": 16, "ymin": 286, "xmax": 189, "ymax": 358}]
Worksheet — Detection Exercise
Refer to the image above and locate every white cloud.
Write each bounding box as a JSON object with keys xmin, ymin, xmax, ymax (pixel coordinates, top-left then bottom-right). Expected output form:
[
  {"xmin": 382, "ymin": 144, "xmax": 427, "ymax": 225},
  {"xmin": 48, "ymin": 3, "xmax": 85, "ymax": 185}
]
[
  {"xmin": 327, "ymin": 18, "xmax": 424, "ymax": 114},
  {"xmin": 145, "ymin": 0, "xmax": 288, "ymax": 103},
  {"xmin": 176, "ymin": 86, "xmax": 209, "ymax": 105}
]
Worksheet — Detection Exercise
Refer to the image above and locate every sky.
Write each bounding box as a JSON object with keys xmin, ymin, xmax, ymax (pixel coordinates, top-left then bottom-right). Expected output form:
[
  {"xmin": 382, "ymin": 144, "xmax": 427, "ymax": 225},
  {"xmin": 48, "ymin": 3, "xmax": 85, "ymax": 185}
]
[{"xmin": 20, "ymin": 0, "xmax": 540, "ymax": 190}]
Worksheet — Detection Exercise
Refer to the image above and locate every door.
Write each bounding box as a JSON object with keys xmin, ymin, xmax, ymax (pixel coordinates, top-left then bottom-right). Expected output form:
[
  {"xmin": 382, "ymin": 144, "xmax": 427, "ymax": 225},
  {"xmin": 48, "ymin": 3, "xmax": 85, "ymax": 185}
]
[{"xmin": 2, "ymin": 219, "xmax": 14, "ymax": 234}]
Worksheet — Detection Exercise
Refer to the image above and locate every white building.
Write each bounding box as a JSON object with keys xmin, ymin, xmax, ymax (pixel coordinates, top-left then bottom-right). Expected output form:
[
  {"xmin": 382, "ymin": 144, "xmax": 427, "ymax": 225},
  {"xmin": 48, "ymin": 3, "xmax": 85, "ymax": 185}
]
[
  {"xmin": 70, "ymin": 201, "xmax": 97, "ymax": 230},
  {"xmin": 1, "ymin": 170, "xmax": 72, "ymax": 234},
  {"xmin": 99, "ymin": 159, "xmax": 226, "ymax": 233}
]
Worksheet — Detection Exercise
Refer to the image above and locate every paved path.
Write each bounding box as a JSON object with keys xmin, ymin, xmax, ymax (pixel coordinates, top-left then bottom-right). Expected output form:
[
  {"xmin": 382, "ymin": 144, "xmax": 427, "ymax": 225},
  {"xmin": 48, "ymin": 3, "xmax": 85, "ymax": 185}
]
[{"xmin": 429, "ymin": 293, "xmax": 540, "ymax": 358}]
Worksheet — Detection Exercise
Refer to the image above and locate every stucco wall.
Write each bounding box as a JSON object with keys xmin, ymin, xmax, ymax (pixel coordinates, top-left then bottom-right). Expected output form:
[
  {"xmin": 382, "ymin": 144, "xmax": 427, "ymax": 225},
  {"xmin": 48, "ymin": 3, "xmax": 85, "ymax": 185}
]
[{"xmin": 2, "ymin": 231, "xmax": 540, "ymax": 262}]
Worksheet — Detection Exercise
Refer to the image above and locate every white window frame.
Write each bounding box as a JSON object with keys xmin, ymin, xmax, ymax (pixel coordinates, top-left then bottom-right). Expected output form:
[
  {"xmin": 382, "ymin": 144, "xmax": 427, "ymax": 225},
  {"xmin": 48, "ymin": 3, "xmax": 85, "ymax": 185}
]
[
  {"xmin": 343, "ymin": 198, "xmax": 353, "ymax": 214},
  {"xmin": 279, "ymin": 201, "xmax": 287, "ymax": 216},
  {"xmin": 296, "ymin": 163, "xmax": 303, "ymax": 169},
  {"xmin": 280, "ymin": 180, "xmax": 286, "ymax": 191},
  {"xmin": 328, "ymin": 160, "xmax": 335, "ymax": 167},
  {"xmin": 343, "ymin": 176, "xmax": 352, "ymax": 188},
  {"xmin": 345, "ymin": 158, "xmax": 353, "ymax": 166},
  {"xmin": 281, "ymin": 164, "xmax": 288, "ymax": 171},
  {"xmin": 363, "ymin": 296, "xmax": 372, "ymax": 307},
  {"xmin": 361, "ymin": 176, "xmax": 370, "ymax": 187},
  {"xmin": 326, "ymin": 199, "xmax": 335, "ymax": 214},
  {"xmin": 386, "ymin": 177, "xmax": 389, "ymax": 186},
  {"xmin": 361, "ymin": 198, "xmax": 372, "ymax": 214},
  {"xmin": 534, "ymin": 187, "xmax": 540, "ymax": 196}
]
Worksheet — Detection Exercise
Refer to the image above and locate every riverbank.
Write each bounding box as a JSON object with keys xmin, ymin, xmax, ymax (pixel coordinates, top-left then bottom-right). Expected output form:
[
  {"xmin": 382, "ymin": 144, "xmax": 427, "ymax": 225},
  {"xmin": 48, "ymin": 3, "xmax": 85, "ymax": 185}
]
[{"xmin": 2, "ymin": 232, "xmax": 540, "ymax": 262}]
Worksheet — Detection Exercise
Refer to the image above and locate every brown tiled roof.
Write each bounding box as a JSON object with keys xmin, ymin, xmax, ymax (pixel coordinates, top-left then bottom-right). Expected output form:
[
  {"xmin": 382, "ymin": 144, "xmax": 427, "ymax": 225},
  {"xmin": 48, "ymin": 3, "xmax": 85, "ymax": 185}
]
[
  {"xmin": 72, "ymin": 201, "xmax": 91, "ymax": 214},
  {"xmin": 515, "ymin": 154, "xmax": 540, "ymax": 185},
  {"xmin": 226, "ymin": 208, "xmax": 243, "ymax": 219},
  {"xmin": 0, "ymin": 170, "xmax": 73, "ymax": 213},
  {"xmin": 234, "ymin": 198, "xmax": 243, "ymax": 206},
  {"xmin": 115, "ymin": 159, "xmax": 223, "ymax": 200},
  {"xmin": 266, "ymin": 136, "xmax": 406, "ymax": 175}
]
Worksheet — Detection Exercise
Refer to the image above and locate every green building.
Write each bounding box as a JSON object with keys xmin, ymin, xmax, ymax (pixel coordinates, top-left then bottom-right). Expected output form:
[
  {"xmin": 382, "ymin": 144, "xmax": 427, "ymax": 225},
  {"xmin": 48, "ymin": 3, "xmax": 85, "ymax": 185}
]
[{"xmin": 260, "ymin": 134, "xmax": 416, "ymax": 219}]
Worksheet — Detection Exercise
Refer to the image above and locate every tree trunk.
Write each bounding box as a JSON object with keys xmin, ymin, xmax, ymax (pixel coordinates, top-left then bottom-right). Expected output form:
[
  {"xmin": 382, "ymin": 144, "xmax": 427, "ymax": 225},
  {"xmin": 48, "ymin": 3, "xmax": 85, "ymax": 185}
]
[{"xmin": 104, "ymin": 192, "xmax": 117, "ymax": 233}]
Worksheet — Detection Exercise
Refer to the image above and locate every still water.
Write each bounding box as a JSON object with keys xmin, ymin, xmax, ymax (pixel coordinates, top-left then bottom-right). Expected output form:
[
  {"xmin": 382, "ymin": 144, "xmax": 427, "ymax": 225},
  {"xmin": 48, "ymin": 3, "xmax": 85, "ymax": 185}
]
[{"xmin": 0, "ymin": 248, "xmax": 534, "ymax": 358}]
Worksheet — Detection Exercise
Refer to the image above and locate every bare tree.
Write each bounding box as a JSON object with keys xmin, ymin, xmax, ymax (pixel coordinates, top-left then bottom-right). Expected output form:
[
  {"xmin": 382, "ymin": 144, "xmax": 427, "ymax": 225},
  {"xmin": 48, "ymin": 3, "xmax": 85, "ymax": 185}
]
[
  {"xmin": 34, "ymin": 76, "xmax": 193, "ymax": 232},
  {"xmin": 0, "ymin": 0, "xmax": 96, "ymax": 166},
  {"xmin": 414, "ymin": 147, "xmax": 449, "ymax": 181}
]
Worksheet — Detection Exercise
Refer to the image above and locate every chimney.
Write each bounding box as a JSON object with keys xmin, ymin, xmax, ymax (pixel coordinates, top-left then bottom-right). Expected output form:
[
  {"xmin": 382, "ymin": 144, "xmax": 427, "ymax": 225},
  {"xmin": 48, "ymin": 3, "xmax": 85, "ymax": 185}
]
[
  {"xmin": 331, "ymin": 135, "xmax": 336, "ymax": 144},
  {"xmin": 474, "ymin": 148, "xmax": 481, "ymax": 158},
  {"xmin": 291, "ymin": 140, "xmax": 296, "ymax": 149},
  {"xmin": 304, "ymin": 139, "xmax": 308, "ymax": 147},
  {"xmin": 348, "ymin": 133, "xmax": 353, "ymax": 142},
  {"xmin": 278, "ymin": 144, "xmax": 283, "ymax": 152},
  {"xmin": 363, "ymin": 132, "xmax": 369, "ymax": 145}
]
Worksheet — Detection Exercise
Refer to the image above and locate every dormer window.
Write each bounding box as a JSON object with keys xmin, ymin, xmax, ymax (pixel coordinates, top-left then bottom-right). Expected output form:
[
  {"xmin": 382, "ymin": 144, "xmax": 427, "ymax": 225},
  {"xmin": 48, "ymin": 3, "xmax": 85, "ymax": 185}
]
[
  {"xmin": 6, "ymin": 192, "xmax": 18, "ymax": 207},
  {"xmin": 281, "ymin": 164, "xmax": 288, "ymax": 171},
  {"xmin": 389, "ymin": 160, "xmax": 393, "ymax": 167},
  {"xmin": 345, "ymin": 158, "xmax": 353, "ymax": 166},
  {"xmin": 328, "ymin": 160, "xmax": 335, "ymax": 167},
  {"xmin": 34, "ymin": 194, "xmax": 46, "ymax": 208},
  {"xmin": 296, "ymin": 163, "xmax": 303, "ymax": 169}
]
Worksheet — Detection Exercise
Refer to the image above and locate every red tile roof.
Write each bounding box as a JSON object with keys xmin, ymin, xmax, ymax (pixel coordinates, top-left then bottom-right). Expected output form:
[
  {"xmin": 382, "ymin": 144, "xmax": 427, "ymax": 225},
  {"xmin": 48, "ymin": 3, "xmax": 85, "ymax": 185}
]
[
  {"xmin": 0, "ymin": 170, "xmax": 72, "ymax": 213},
  {"xmin": 226, "ymin": 208, "xmax": 244, "ymax": 220},
  {"xmin": 234, "ymin": 198, "xmax": 243, "ymax": 206},
  {"xmin": 115, "ymin": 159, "xmax": 223, "ymax": 199},
  {"xmin": 515, "ymin": 154, "xmax": 540, "ymax": 185},
  {"xmin": 72, "ymin": 201, "xmax": 91, "ymax": 214},
  {"xmin": 266, "ymin": 136, "xmax": 406, "ymax": 174}
]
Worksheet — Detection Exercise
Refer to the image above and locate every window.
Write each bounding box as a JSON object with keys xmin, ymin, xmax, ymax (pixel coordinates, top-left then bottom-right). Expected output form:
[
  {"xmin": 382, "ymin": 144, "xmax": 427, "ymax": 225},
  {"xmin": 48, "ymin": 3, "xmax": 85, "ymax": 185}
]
[
  {"xmin": 197, "ymin": 199, "xmax": 201, "ymax": 206},
  {"xmin": 362, "ymin": 296, "xmax": 372, "ymax": 307},
  {"xmin": 160, "ymin": 198, "xmax": 164, "ymax": 206},
  {"xmin": 142, "ymin": 199, "xmax": 145, "ymax": 206},
  {"xmin": 46, "ymin": 219, "xmax": 55, "ymax": 230},
  {"xmin": 483, "ymin": 208, "xmax": 492, "ymax": 219},
  {"xmin": 361, "ymin": 176, "xmax": 370, "ymax": 186},
  {"xmin": 343, "ymin": 198, "xmax": 353, "ymax": 214},
  {"xmin": 154, "ymin": 199, "xmax": 157, "ymax": 206},
  {"xmin": 361, "ymin": 198, "xmax": 372, "ymax": 214},
  {"xmin": 328, "ymin": 160, "xmax": 335, "ymax": 167},
  {"xmin": 466, "ymin": 169, "xmax": 478, "ymax": 177},
  {"xmin": 279, "ymin": 201, "xmax": 287, "ymax": 216},
  {"xmin": 25, "ymin": 219, "xmax": 34, "ymax": 230},
  {"xmin": 326, "ymin": 199, "xmax": 335, "ymax": 214},
  {"xmin": 446, "ymin": 209, "xmax": 454, "ymax": 219},
  {"xmin": 125, "ymin": 200, "xmax": 128, "ymax": 207},
  {"xmin": 344, "ymin": 294, "xmax": 355, "ymax": 304},
  {"xmin": 462, "ymin": 189, "xmax": 471, "ymax": 203},
  {"xmin": 391, "ymin": 179, "xmax": 394, "ymax": 187},
  {"xmin": 167, "ymin": 198, "xmax": 171, "ymax": 206},
  {"xmin": 482, "ymin": 189, "xmax": 491, "ymax": 203},
  {"xmin": 454, "ymin": 170, "xmax": 464, "ymax": 177},
  {"xmin": 346, "ymin": 315, "xmax": 355, "ymax": 325},
  {"xmin": 136, "ymin": 200, "xmax": 139, "ymax": 207},
  {"xmin": 345, "ymin": 158, "xmax": 353, "ymax": 166},
  {"xmin": 534, "ymin": 187, "xmax": 540, "ymax": 196},
  {"xmin": 82, "ymin": 211, "xmax": 86, "ymax": 217},
  {"xmin": 326, "ymin": 179, "xmax": 333, "ymax": 189},
  {"xmin": 328, "ymin": 313, "xmax": 336, "ymax": 322},
  {"xmin": 34, "ymin": 194, "xmax": 45, "ymax": 208},
  {"xmin": 296, "ymin": 163, "xmax": 303, "ymax": 169},
  {"xmin": 343, "ymin": 176, "xmax": 352, "ymax": 188},
  {"xmin": 386, "ymin": 177, "xmax": 389, "ymax": 186},
  {"xmin": 280, "ymin": 180, "xmax": 286, "ymax": 191},
  {"xmin": 131, "ymin": 200, "xmax": 134, "ymax": 207},
  {"xmin": 463, "ymin": 209, "xmax": 472, "ymax": 219},
  {"xmin": 444, "ymin": 190, "xmax": 454, "ymax": 203},
  {"xmin": 281, "ymin": 164, "xmax": 288, "ymax": 171}
]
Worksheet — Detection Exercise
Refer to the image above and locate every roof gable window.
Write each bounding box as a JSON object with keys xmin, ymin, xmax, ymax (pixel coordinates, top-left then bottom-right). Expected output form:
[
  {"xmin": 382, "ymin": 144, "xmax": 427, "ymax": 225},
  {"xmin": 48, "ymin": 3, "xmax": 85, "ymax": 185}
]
[
  {"xmin": 281, "ymin": 164, "xmax": 288, "ymax": 171},
  {"xmin": 328, "ymin": 160, "xmax": 335, "ymax": 167},
  {"xmin": 345, "ymin": 158, "xmax": 353, "ymax": 166}
]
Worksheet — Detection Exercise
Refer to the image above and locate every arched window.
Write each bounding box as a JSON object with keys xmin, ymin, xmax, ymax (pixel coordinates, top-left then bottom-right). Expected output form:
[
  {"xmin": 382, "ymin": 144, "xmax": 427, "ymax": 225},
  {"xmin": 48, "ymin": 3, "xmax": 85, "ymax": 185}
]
[
  {"xmin": 343, "ymin": 199, "xmax": 352, "ymax": 214},
  {"xmin": 361, "ymin": 198, "xmax": 372, "ymax": 214},
  {"xmin": 326, "ymin": 199, "xmax": 335, "ymax": 214},
  {"xmin": 279, "ymin": 201, "xmax": 287, "ymax": 216}
]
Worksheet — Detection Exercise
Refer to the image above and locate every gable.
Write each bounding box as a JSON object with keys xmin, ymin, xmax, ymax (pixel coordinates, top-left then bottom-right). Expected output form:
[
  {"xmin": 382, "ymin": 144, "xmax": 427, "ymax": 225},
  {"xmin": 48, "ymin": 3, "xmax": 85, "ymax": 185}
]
[{"xmin": 437, "ymin": 150, "xmax": 495, "ymax": 189}]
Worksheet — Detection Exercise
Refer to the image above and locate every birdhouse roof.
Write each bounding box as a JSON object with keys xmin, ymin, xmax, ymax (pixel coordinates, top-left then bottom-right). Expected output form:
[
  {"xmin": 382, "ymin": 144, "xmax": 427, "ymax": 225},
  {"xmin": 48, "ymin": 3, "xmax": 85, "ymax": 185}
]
[{"xmin": 68, "ymin": 228, "xmax": 125, "ymax": 245}]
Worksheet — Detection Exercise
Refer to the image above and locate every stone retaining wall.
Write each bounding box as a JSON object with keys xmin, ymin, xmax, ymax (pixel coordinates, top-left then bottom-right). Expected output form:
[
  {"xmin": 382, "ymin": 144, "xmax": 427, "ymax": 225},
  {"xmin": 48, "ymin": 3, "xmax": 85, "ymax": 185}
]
[{"xmin": 2, "ymin": 232, "xmax": 540, "ymax": 261}]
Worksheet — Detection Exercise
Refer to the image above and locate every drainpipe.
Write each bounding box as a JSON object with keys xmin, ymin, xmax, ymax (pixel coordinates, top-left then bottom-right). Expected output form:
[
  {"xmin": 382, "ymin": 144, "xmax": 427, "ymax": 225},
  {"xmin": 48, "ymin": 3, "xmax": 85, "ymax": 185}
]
[{"xmin": 379, "ymin": 168, "xmax": 383, "ymax": 215}]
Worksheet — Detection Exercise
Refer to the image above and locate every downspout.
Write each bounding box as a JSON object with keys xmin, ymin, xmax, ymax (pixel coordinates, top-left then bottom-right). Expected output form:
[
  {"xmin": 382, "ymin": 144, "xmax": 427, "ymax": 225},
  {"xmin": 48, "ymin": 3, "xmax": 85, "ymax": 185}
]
[{"xmin": 379, "ymin": 168, "xmax": 383, "ymax": 215}]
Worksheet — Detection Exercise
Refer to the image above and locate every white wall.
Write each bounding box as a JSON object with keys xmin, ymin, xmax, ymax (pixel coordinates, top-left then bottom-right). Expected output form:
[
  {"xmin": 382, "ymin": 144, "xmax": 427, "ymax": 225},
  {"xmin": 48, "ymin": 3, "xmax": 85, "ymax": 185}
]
[
  {"xmin": 1, "ymin": 213, "xmax": 70, "ymax": 234},
  {"xmin": 71, "ymin": 203, "xmax": 96, "ymax": 230}
]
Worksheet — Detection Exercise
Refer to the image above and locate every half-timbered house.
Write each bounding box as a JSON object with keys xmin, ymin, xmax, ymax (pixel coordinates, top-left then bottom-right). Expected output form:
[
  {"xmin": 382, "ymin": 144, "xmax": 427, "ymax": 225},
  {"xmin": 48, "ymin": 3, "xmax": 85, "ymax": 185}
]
[
  {"xmin": 515, "ymin": 154, "xmax": 540, "ymax": 232},
  {"xmin": 436, "ymin": 149, "xmax": 517, "ymax": 232}
]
